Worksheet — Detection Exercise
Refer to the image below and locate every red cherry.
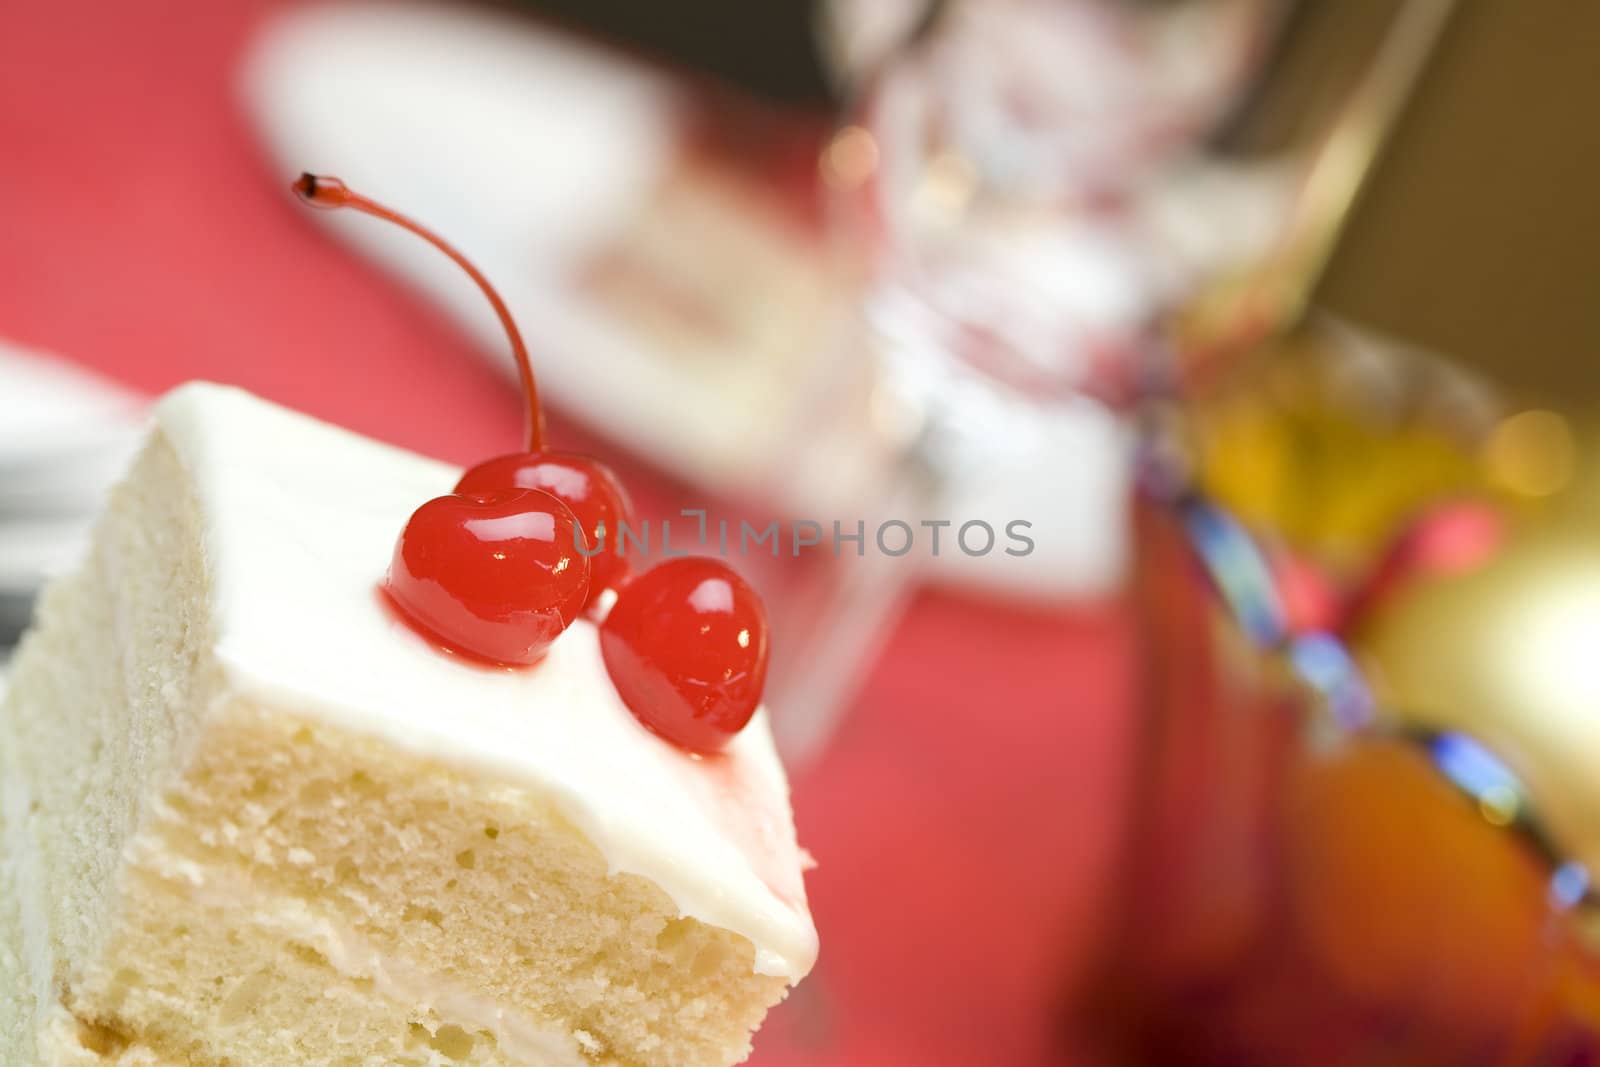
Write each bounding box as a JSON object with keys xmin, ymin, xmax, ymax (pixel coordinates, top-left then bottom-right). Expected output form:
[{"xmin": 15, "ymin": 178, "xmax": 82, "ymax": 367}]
[
  {"xmin": 293, "ymin": 173, "xmax": 608, "ymax": 664},
  {"xmin": 600, "ymin": 558, "xmax": 769, "ymax": 753},
  {"xmin": 386, "ymin": 489, "xmax": 590, "ymax": 665},
  {"xmin": 456, "ymin": 452, "xmax": 633, "ymax": 612}
]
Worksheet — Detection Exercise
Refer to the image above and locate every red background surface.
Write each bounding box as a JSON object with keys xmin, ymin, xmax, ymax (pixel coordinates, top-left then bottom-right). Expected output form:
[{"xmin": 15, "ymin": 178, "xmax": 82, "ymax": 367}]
[{"xmin": 0, "ymin": 4, "xmax": 1135, "ymax": 1064}]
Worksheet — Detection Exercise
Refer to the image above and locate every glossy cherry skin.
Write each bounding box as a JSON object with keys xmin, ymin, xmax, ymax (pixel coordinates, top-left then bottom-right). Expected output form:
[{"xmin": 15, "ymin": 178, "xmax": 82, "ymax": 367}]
[
  {"xmin": 600, "ymin": 557, "xmax": 769, "ymax": 753},
  {"xmin": 456, "ymin": 452, "xmax": 633, "ymax": 613},
  {"xmin": 386, "ymin": 488, "xmax": 590, "ymax": 665}
]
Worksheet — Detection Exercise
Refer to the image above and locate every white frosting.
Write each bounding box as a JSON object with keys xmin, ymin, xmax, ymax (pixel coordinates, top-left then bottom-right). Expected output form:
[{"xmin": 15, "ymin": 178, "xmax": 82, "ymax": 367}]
[{"xmin": 153, "ymin": 383, "xmax": 817, "ymax": 980}]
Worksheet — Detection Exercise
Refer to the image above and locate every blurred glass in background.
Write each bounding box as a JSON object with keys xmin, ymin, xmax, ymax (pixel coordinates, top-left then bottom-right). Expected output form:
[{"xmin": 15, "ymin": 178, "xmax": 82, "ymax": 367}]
[
  {"xmin": 783, "ymin": 0, "xmax": 1284, "ymax": 754},
  {"xmin": 1089, "ymin": 0, "xmax": 1600, "ymax": 1061}
]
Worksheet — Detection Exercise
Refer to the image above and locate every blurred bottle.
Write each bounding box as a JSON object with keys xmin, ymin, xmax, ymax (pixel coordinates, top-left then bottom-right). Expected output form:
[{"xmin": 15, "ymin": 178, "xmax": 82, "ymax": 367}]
[
  {"xmin": 1086, "ymin": 1, "xmax": 1600, "ymax": 1062},
  {"xmin": 765, "ymin": 0, "xmax": 1283, "ymax": 760},
  {"xmin": 809, "ymin": 0, "xmax": 1279, "ymax": 593}
]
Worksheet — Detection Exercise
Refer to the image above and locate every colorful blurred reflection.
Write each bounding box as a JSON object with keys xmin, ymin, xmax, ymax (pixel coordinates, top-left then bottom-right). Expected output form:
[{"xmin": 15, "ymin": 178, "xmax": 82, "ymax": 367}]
[
  {"xmin": 1086, "ymin": 324, "xmax": 1600, "ymax": 1065},
  {"xmin": 1089, "ymin": 496, "xmax": 1600, "ymax": 1065}
]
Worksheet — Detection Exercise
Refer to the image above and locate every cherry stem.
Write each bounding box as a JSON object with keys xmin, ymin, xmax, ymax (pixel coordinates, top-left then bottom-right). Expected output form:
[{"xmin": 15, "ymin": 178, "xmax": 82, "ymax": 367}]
[{"xmin": 292, "ymin": 173, "xmax": 545, "ymax": 452}]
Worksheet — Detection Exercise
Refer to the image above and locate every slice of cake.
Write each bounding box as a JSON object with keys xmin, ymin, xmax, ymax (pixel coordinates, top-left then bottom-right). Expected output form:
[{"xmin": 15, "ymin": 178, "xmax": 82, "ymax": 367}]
[{"xmin": 0, "ymin": 383, "xmax": 817, "ymax": 1066}]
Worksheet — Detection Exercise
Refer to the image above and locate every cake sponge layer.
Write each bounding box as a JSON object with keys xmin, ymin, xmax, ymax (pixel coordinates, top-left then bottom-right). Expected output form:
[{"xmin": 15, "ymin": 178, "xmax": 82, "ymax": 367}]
[{"xmin": 57, "ymin": 696, "xmax": 789, "ymax": 1066}]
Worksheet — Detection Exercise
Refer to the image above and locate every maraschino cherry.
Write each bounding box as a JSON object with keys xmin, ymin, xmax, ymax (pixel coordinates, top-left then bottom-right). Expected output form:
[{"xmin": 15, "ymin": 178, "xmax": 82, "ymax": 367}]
[
  {"xmin": 388, "ymin": 488, "xmax": 590, "ymax": 664},
  {"xmin": 600, "ymin": 557, "xmax": 770, "ymax": 753},
  {"xmin": 294, "ymin": 172, "xmax": 604, "ymax": 663},
  {"xmin": 292, "ymin": 173, "xmax": 633, "ymax": 616},
  {"xmin": 456, "ymin": 452, "xmax": 632, "ymax": 613},
  {"xmin": 294, "ymin": 173, "xmax": 771, "ymax": 748}
]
